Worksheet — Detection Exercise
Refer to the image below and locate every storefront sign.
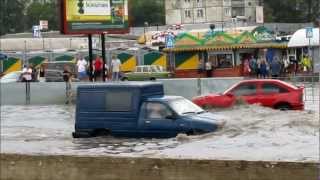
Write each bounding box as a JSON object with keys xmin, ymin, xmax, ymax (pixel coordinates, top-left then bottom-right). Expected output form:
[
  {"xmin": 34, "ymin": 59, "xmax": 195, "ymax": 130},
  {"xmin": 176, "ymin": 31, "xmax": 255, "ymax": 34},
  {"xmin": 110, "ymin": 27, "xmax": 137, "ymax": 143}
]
[
  {"xmin": 32, "ymin": 26, "xmax": 41, "ymax": 38},
  {"xmin": 39, "ymin": 20, "xmax": 48, "ymax": 30},
  {"xmin": 165, "ymin": 34, "xmax": 175, "ymax": 48},
  {"xmin": 256, "ymin": 6, "xmax": 264, "ymax": 24},
  {"xmin": 60, "ymin": 0, "xmax": 129, "ymax": 34},
  {"xmin": 305, "ymin": 27, "xmax": 313, "ymax": 38}
]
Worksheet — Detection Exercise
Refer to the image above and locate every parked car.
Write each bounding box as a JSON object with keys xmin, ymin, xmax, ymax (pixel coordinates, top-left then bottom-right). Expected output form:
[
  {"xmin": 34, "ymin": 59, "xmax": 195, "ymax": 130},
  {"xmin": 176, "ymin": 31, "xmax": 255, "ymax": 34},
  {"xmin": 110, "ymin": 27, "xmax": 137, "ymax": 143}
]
[
  {"xmin": 192, "ymin": 79, "xmax": 304, "ymax": 110},
  {"xmin": 121, "ymin": 65, "xmax": 173, "ymax": 81},
  {"xmin": 43, "ymin": 61, "xmax": 78, "ymax": 82},
  {"xmin": 73, "ymin": 82, "xmax": 225, "ymax": 138},
  {"xmin": 0, "ymin": 71, "xmax": 22, "ymax": 83}
]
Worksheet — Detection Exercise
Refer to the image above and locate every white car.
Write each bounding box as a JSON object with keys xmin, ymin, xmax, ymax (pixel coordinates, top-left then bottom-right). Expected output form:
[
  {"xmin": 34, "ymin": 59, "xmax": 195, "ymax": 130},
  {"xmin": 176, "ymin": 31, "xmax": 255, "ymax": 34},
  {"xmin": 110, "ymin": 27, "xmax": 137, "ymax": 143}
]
[{"xmin": 0, "ymin": 71, "xmax": 22, "ymax": 83}]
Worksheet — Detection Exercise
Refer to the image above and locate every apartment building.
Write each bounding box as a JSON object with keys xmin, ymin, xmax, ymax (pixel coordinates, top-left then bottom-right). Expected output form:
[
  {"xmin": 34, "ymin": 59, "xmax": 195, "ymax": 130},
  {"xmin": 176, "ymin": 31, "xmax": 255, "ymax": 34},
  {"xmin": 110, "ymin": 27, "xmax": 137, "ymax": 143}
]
[{"xmin": 165, "ymin": 0, "xmax": 263, "ymax": 25}]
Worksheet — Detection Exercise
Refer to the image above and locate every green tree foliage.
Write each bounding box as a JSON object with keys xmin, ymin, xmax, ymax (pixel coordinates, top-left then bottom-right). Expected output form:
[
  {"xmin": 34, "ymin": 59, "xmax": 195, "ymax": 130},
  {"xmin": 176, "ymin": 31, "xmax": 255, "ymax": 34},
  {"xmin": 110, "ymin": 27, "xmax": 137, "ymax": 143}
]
[
  {"xmin": 264, "ymin": 0, "xmax": 320, "ymax": 23},
  {"xmin": 0, "ymin": 0, "xmax": 26, "ymax": 35},
  {"xmin": 130, "ymin": 0, "xmax": 165, "ymax": 27},
  {"xmin": 26, "ymin": 1, "xmax": 59, "ymax": 31}
]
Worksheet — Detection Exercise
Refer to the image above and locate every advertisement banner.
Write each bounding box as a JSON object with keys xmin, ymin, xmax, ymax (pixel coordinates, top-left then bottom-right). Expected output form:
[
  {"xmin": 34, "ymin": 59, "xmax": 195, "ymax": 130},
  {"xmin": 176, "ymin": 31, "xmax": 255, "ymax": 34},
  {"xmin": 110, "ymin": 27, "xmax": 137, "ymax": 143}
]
[
  {"xmin": 61, "ymin": 0, "xmax": 129, "ymax": 34},
  {"xmin": 40, "ymin": 20, "xmax": 49, "ymax": 30},
  {"xmin": 256, "ymin": 6, "xmax": 264, "ymax": 24}
]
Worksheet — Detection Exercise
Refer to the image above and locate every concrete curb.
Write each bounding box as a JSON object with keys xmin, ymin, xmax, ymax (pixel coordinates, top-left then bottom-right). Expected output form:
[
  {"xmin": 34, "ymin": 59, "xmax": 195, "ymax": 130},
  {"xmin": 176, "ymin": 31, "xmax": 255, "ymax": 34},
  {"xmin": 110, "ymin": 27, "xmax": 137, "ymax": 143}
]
[{"xmin": 1, "ymin": 154, "xmax": 318, "ymax": 180}]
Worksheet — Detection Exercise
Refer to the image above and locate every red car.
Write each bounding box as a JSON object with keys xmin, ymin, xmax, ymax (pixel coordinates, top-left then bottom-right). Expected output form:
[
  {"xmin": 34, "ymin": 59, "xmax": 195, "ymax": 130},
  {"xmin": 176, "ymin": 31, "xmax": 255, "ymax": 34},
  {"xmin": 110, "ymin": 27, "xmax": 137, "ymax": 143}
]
[{"xmin": 192, "ymin": 79, "xmax": 304, "ymax": 110}]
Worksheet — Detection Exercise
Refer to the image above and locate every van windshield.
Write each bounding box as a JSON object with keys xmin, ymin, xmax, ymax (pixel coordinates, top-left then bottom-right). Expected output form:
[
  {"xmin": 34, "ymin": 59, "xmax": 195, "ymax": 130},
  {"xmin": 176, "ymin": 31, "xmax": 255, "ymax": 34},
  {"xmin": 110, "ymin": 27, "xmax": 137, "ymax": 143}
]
[{"xmin": 169, "ymin": 98, "xmax": 204, "ymax": 115}]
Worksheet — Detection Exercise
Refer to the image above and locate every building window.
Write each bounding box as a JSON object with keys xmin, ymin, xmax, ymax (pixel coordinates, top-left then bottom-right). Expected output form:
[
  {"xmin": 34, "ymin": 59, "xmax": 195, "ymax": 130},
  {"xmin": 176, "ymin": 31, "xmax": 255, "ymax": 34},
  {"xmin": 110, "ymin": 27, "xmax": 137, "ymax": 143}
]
[
  {"xmin": 224, "ymin": 8, "xmax": 231, "ymax": 16},
  {"xmin": 232, "ymin": 7, "xmax": 245, "ymax": 17},
  {"xmin": 185, "ymin": 10, "xmax": 192, "ymax": 18},
  {"xmin": 197, "ymin": 9, "xmax": 204, "ymax": 17},
  {"xmin": 185, "ymin": 0, "xmax": 191, "ymax": 3}
]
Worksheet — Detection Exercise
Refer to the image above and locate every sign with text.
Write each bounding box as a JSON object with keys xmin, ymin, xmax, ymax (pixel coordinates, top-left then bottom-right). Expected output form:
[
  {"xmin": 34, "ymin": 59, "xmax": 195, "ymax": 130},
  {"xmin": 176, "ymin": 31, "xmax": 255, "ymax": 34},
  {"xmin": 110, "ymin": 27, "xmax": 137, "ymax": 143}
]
[
  {"xmin": 305, "ymin": 27, "xmax": 313, "ymax": 38},
  {"xmin": 40, "ymin": 20, "xmax": 49, "ymax": 30},
  {"xmin": 33, "ymin": 26, "xmax": 41, "ymax": 38},
  {"xmin": 60, "ymin": 0, "xmax": 129, "ymax": 34},
  {"xmin": 165, "ymin": 34, "xmax": 175, "ymax": 48},
  {"xmin": 256, "ymin": 6, "xmax": 264, "ymax": 24}
]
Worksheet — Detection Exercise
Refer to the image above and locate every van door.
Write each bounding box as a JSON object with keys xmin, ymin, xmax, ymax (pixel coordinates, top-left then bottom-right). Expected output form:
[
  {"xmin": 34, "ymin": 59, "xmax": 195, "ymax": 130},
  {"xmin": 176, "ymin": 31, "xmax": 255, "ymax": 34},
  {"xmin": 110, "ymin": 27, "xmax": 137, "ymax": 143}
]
[{"xmin": 138, "ymin": 102, "xmax": 180, "ymax": 137}]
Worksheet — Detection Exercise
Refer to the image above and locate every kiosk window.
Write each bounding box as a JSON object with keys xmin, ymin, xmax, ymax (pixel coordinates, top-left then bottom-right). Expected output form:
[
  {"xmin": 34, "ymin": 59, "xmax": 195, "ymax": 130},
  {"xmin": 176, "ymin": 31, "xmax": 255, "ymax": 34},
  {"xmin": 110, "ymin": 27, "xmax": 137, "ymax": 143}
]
[
  {"xmin": 209, "ymin": 54, "xmax": 233, "ymax": 68},
  {"xmin": 106, "ymin": 91, "xmax": 132, "ymax": 112}
]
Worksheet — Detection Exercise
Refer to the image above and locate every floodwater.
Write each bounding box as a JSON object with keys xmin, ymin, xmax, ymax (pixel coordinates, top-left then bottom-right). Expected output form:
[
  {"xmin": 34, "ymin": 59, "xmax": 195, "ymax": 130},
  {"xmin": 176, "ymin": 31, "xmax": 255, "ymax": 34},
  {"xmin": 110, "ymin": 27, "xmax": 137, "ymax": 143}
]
[{"xmin": 1, "ymin": 102, "xmax": 319, "ymax": 162}]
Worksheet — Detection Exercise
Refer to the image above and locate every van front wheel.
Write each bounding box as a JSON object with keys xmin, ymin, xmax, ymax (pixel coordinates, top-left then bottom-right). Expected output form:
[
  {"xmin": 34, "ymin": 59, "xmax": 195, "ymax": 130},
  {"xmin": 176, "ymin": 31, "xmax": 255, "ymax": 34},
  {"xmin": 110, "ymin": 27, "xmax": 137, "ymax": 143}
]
[
  {"xmin": 72, "ymin": 131, "xmax": 92, "ymax": 138},
  {"xmin": 92, "ymin": 129, "xmax": 110, "ymax": 137}
]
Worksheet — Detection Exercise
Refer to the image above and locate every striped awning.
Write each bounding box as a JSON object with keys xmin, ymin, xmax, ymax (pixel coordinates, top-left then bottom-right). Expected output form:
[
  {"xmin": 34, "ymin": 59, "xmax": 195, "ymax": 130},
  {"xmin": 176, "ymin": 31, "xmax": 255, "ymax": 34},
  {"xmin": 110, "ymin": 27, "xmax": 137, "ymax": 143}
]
[{"xmin": 163, "ymin": 42, "xmax": 288, "ymax": 52}]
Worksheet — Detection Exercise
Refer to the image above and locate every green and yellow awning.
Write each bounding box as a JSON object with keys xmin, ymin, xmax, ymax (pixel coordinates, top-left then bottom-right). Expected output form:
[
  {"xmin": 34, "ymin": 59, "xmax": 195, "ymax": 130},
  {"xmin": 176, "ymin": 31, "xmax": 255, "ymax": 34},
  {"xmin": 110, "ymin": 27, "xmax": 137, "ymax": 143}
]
[{"xmin": 164, "ymin": 42, "xmax": 288, "ymax": 52}]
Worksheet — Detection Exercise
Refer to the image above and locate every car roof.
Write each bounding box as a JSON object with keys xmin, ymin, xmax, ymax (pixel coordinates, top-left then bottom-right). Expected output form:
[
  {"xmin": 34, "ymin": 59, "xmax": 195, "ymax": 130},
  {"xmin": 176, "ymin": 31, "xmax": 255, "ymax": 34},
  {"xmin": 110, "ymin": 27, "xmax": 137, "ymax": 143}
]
[
  {"xmin": 136, "ymin": 65, "xmax": 160, "ymax": 67},
  {"xmin": 147, "ymin": 95, "xmax": 184, "ymax": 102},
  {"xmin": 236, "ymin": 79, "xmax": 298, "ymax": 89},
  {"xmin": 44, "ymin": 61, "xmax": 75, "ymax": 64},
  {"xmin": 6, "ymin": 71, "xmax": 22, "ymax": 74},
  {"xmin": 78, "ymin": 82, "xmax": 163, "ymax": 89}
]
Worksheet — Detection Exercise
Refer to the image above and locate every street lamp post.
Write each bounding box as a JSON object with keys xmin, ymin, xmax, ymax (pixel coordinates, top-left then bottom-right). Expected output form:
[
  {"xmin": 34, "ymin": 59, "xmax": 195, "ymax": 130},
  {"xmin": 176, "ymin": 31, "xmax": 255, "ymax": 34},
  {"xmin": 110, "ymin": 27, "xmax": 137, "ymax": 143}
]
[
  {"xmin": 144, "ymin": 22, "xmax": 149, "ymax": 44},
  {"xmin": 210, "ymin": 24, "xmax": 215, "ymax": 35}
]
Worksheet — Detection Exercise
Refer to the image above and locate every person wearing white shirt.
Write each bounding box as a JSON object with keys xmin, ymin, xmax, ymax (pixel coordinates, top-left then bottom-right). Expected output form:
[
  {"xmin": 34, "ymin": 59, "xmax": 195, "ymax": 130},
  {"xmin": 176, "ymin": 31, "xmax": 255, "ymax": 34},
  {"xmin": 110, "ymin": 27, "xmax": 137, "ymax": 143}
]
[
  {"xmin": 22, "ymin": 65, "xmax": 33, "ymax": 82},
  {"xmin": 111, "ymin": 55, "xmax": 121, "ymax": 81},
  {"xmin": 76, "ymin": 57, "xmax": 88, "ymax": 80}
]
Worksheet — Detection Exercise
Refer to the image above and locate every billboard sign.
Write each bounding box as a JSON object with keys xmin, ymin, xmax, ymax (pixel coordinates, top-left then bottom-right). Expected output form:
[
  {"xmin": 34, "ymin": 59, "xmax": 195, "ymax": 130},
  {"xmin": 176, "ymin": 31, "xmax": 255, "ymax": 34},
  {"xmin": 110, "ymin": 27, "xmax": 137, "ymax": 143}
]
[
  {"xmin": 305, "ymin": 27, "xmax": 313, "ymax": 38},
  {"xmin": 33, "ymin": 26, "xmax": 42, "ymax": 38},
  {"xmin": 165, "ymin": 34, "xmax": 175, "ymax": 48},
  {"xmin": 40, "ymin": 20, "xmax": 49, "ymax": 30},
  {"xmin": 60, "ymin": 0, "xmax": 129, "ymax": 34},
  {"xmin": 256, "ymin": 6, "xmax": 264, "ymax": 24}
]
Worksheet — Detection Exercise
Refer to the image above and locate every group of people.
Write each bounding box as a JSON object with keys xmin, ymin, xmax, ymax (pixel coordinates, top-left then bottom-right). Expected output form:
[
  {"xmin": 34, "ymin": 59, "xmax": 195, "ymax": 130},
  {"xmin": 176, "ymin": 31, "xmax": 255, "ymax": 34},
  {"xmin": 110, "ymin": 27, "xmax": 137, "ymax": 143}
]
[
  {"xmin": 243, "ymin": 54, "xmax": 313, "ymax": 79},
  {"xmin": 76, "ymin": 54, "xmax": 122, "ymax": 82}
]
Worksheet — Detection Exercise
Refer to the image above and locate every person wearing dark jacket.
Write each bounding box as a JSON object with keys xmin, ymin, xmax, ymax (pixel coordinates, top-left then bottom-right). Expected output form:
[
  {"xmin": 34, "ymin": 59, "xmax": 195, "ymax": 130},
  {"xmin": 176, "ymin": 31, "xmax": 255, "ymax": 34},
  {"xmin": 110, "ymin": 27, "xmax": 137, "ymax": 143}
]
[{"xmin": 271, "ymin": 57, "xmax": 281, "ymax": 78}]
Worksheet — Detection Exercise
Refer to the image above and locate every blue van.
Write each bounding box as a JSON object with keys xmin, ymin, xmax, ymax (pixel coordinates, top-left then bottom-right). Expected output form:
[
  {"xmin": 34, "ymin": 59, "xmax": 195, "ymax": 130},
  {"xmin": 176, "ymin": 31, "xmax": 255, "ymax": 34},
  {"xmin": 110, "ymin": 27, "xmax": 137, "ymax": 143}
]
[{"xmin": 73, "ymin": 82, "xmax": 225, "ymax": 138}]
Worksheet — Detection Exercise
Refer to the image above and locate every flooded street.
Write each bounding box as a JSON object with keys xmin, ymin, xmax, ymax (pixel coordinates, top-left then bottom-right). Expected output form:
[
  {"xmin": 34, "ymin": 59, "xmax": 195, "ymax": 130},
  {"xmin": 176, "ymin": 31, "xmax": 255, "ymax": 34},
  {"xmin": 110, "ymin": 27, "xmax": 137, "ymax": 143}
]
[{"xmin": 1, "ymin": 102, "xmax": 319, "ymax": 162}]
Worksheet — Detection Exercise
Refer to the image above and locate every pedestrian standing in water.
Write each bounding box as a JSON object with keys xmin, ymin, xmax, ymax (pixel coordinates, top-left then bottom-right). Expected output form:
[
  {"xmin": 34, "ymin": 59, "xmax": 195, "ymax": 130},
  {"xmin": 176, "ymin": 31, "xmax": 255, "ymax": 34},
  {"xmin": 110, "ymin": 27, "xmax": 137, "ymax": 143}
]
[
  {"xmin": 63, "ymin": 65, "xmax": 73, "ymax": 104},
  {"xmin": 22, "ymin": 65, "xmax": 33, "ymax": 104}
]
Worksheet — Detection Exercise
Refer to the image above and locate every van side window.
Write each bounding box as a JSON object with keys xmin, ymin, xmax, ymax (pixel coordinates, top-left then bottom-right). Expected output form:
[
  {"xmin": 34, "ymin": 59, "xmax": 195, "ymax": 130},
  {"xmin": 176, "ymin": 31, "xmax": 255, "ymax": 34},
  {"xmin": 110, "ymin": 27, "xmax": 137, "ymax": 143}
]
[
  {"xmin": 106, "ymin": 91, "xmax": 132, "ymax": 112},
  {"xmin": 143, "ymin": 102, "xmax": 173, "ymax": 120}
]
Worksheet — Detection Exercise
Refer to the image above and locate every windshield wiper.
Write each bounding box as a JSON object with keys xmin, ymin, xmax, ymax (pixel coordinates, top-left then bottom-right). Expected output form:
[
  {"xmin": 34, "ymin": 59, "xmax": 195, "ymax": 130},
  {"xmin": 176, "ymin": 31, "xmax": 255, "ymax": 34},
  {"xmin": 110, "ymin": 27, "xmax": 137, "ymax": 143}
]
[
  {"xmin": 182, "ymin": 111, "xmax": 197, "ymax": 114},
  {"xmin": 197, "ymin": 111, "xmax": 206, "ymax": 114}
]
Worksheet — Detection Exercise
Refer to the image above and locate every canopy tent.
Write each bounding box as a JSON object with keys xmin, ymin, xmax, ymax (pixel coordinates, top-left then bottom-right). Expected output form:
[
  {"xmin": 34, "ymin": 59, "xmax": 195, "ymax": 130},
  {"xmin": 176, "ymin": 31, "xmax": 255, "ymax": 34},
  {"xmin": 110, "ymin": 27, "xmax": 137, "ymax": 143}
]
[{"xmin": 288, "ymin": 28, "xmax": 319, "ymax": 47}]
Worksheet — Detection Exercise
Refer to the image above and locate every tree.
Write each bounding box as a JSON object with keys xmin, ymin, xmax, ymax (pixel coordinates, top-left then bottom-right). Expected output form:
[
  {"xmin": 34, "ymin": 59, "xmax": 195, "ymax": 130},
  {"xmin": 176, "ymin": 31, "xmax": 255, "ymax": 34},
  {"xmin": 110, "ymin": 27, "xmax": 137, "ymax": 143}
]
[
  {"xmin": 0, "ymin": 0, "xmax": 26, "ymax": 35},
  {"xmin": 25, "ymin": 1, "xmax": 59, "ymax": 32},
  {"xmin": 264, "ymin": 0, "xmax": 320, "ymax": 23},
  {"xmin": 130, "ymin": 0, "xmax": 165, "ymax": 27}
]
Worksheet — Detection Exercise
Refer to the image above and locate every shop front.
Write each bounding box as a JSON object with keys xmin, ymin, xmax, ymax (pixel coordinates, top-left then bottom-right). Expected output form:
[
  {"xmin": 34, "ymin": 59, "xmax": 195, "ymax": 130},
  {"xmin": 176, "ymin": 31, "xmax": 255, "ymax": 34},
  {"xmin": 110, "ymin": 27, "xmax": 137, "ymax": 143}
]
[{"xmin": 162, "ymin": 26, "xmax": 288, "ymax": 78}]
